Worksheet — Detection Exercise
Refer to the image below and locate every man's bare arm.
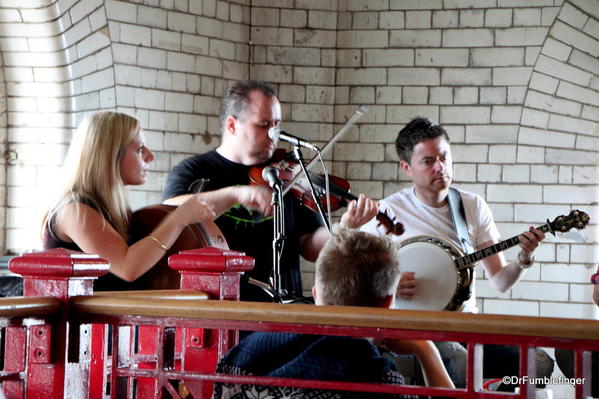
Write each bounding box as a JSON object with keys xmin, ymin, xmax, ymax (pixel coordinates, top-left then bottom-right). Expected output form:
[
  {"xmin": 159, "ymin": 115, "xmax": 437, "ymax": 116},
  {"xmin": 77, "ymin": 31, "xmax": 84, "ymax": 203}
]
[{"xmin": 163, "ymin": 185, "xmax": 274, "ymax": 218}]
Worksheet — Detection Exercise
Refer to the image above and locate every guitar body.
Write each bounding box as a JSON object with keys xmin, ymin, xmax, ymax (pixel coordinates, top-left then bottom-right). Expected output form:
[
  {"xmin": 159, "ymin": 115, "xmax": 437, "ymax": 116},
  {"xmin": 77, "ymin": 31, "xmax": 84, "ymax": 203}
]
[
  {"xmin": 394, "ymin": 236, "xmax": 473, "ymax": 311},
  {"xmin": 129, "ymin": 205, "xmax": 229, "ymax": 290}
]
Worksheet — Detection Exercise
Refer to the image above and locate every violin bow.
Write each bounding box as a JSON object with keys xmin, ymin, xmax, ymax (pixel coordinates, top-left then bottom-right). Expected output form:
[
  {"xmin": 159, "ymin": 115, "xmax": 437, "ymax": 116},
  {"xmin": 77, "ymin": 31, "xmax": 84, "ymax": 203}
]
[{"xmin": 282, "ymin": 105, "xmax": 368, "ymax": 196}]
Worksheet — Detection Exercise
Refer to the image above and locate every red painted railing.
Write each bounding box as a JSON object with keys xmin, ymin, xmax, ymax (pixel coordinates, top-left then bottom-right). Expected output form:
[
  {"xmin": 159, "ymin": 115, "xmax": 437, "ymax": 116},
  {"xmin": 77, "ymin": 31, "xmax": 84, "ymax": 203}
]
[{"xmin": 0, "ymin": 248, "xmax": 597, "ymax": 398}]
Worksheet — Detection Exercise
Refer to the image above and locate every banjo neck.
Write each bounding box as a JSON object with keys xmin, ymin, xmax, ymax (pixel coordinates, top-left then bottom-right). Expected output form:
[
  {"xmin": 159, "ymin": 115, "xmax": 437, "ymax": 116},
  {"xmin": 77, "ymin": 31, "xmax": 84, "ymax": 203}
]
[{"xmin": 454, "ymin": 223, "xmax": 552, "ymax": 270}]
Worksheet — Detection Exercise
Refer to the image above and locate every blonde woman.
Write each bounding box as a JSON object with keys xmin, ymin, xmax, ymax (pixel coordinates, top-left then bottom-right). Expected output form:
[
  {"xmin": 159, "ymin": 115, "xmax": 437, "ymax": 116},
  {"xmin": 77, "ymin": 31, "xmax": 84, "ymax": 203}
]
[{"xmin": 42, "ymin": 111, "xmax": 239, "ymax": 288}]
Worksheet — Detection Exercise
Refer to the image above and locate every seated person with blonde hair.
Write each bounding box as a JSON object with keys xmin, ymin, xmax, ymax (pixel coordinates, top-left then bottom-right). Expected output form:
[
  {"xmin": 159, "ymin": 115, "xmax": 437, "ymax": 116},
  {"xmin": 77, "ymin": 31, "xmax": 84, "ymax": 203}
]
[
  {"xmin": 212, "ymin": 227, "xmax": 453, "ymax": 399},
  {"xmin": 42, "ymin": 111, "xmax": 271, "ymax": 290}
]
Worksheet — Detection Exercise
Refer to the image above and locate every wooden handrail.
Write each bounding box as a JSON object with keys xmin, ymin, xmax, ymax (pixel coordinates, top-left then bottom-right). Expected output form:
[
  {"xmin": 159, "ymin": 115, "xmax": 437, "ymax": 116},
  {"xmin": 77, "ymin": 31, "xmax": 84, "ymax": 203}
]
[
  {"xmin": 70, "ymin": 297, "xmax": 599, "ymax": 341},
  {"xmin": 93, "ymin": 289, "xmax": 209, "ymax": 300},
  {"xmin": 0, "ymin": 296, "xmax": 61, "ymax": 318}
]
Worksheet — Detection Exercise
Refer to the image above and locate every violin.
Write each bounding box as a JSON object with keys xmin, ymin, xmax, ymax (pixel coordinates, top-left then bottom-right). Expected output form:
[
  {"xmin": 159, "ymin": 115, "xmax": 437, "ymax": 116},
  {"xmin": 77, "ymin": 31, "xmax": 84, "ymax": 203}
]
[{"xmin": 249, "ymin": 149, "xmax": 404, "ymax": 236}]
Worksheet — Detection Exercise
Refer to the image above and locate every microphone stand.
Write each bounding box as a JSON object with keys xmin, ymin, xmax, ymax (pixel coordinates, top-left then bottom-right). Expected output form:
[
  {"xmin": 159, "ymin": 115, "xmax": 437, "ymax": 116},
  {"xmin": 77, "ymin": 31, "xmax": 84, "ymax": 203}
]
[
  {"xmin": 247, "ymin": 165, "xmax": 292, "ymax": 303},
  {"xmin": 258, "ymin": 146, "xmax": 330, "ymax": 304},
  {"xmin": 248, "ymin": 168, "xmax": 288, "ymax": 303},
  {"xmin": 292, "ymin": 146, "xmax": 331, "ymax": 233},
  {"xmin": 255, "ymin": 106, "xmax": 369, "ymax": 302},
  {"xmin": 270, "ymin": 178, "xmax": 286, "ymax": 303}
]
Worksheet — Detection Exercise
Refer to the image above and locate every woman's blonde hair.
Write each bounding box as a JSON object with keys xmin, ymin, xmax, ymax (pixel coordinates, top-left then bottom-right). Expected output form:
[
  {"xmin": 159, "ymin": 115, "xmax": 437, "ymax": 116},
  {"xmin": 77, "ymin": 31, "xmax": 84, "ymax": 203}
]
[{"xmin": 44, "ymin": 111, "xmax": 140, "ymax": 240}]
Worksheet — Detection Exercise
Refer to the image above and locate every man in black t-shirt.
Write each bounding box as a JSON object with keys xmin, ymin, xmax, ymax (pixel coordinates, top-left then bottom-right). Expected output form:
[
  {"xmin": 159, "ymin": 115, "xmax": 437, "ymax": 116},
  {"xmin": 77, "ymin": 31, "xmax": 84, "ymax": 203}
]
[{"xmin": 162, "ymin": 80, "xmax": 377, "ymax": 302}]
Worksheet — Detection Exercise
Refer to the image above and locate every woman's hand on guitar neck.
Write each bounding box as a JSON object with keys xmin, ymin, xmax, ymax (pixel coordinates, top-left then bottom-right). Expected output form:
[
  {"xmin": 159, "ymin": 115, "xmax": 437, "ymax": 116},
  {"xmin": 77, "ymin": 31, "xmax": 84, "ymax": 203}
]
[{"xmin": 397, "ymin": 271, "xmax": 418, "ymax": 300}]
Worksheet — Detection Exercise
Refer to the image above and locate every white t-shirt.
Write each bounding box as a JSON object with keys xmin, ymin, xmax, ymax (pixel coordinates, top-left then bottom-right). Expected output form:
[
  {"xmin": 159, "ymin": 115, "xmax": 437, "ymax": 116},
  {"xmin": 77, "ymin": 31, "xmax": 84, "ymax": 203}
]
[{"xmin": 361, "ymin": 187, "xmax": 500, "ymax": 313}]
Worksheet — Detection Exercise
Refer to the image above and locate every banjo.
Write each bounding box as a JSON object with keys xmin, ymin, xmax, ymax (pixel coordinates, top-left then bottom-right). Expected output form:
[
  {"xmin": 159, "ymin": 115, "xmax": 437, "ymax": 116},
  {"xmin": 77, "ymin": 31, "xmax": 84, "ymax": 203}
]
[{"xmin": 394, "ymin": 209, "xmax": 590, "ymax": 311}]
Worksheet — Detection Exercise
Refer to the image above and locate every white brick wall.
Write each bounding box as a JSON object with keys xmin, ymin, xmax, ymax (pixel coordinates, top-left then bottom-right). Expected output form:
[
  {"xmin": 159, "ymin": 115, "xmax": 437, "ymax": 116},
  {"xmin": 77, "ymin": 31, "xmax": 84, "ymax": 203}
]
[
  {"xmin": 513, "ymin": 0, "xmax": 599, "ymax": 312},
  {"xmin": 0, "ymin": 60, "xmax": 6, "ymax": 253},
  {"xmin": 252, "ymin": 0, "xmax": 598, "ymax": 319},
  {"xmin": 0, "ymin": 0, "xmax": 114, "ymax": 251},
  {"xmin": 0, "ymin": 0, "xmax": 597, "ymax": 319}
]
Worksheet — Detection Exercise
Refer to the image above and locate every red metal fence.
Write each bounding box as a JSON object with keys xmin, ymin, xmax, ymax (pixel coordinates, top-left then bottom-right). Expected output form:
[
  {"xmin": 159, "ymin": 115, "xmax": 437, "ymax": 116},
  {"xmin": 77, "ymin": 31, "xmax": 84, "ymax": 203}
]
[{"xmin": 0, "ymin": 247, "xmax": 597, "ymax": 398}]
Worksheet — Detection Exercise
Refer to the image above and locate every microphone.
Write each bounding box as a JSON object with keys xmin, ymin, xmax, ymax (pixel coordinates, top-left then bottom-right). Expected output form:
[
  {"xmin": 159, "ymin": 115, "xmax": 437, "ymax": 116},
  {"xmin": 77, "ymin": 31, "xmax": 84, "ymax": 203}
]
[
  {"xmin": 268, "ymin": 126, "xmax": 319, "ymax": 151},
  {"xmin": 262, "ymin": 166, "xmax": 282, "ymax": 189}
]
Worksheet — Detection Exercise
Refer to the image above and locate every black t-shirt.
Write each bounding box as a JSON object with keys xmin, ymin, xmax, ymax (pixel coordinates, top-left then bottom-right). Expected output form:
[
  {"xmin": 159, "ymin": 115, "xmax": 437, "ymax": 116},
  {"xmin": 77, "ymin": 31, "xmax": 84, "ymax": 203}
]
[{"xmin": 162, "ymin": 150, "xmax": 323, "ymax": 302}]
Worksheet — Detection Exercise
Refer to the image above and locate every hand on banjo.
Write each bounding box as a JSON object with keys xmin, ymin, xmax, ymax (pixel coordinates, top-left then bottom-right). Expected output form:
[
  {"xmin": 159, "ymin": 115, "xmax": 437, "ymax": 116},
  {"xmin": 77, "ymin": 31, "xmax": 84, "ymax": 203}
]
[
  {"xmin": 398, "ymin": 272, "xmax": 419, "ymax": 300},
  {"xmin": 517, "ymin": 226, "xmax": 545, "ymax": 264}
]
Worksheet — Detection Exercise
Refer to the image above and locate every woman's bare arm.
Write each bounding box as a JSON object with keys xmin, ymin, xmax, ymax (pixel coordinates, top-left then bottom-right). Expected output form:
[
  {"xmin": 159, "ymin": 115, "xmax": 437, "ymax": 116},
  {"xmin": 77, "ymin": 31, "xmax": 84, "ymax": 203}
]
[{"xmin": 56, "ymin": 196, "xmax": 214, "ymax": 282}]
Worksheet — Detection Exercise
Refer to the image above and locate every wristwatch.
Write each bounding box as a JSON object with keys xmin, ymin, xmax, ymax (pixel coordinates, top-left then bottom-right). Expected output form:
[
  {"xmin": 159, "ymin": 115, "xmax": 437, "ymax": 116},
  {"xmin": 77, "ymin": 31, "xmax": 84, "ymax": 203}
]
[{"xmin": 516, "ymin": 254, "xmax": 534, "ymax": 270}]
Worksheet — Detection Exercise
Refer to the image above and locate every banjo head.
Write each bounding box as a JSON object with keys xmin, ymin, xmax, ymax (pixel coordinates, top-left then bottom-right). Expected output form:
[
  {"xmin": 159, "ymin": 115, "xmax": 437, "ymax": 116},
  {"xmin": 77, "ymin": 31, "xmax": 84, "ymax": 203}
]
[{"xmin": 394, "ymin": 236, "xmax": 463, "ymax": 311}]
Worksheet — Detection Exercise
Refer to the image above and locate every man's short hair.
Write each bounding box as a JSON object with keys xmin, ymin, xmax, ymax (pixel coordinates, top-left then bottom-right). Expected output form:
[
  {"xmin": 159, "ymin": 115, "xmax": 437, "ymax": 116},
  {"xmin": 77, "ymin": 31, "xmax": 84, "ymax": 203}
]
[
  {"xmin": 315, "ymin": 227, "xmax": 400, "ymax": 307},
  {"xmin": 219, "ymin": 80, "xmax": 276, "ymax": 130},
  {"xmin": 395, "ymin": 117, "xmax": 450, "ymax": 163}
]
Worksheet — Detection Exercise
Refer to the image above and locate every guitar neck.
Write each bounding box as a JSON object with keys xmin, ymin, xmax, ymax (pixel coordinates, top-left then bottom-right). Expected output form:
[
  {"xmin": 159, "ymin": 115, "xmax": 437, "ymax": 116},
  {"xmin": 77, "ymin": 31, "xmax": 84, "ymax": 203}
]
[{"xmin": 456, "ymin": 223, "xmax": 551, "ymax": 268}]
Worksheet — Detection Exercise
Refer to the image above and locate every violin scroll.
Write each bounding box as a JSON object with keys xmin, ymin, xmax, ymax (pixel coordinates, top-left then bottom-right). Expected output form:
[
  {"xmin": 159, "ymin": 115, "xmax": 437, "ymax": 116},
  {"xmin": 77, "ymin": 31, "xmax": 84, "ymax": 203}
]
[{"xmin": 376, "ymin": 209, "xmax": 405, "ymax": 236}]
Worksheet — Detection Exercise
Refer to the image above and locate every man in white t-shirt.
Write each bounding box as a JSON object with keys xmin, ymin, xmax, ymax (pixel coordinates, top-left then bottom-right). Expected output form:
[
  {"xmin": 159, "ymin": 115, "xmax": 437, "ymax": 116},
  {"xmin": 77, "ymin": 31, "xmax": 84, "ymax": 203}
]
[{"xmin": 361, "ymin": 117, "xmax": 553, "ymax": 388}]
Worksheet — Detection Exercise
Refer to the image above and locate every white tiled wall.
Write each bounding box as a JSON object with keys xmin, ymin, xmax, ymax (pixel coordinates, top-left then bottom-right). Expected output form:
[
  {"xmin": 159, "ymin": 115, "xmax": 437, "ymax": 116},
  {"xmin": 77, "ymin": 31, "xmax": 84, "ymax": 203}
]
[{"xmin": 0, "ymin": 0, "xmax": 597, "ymax": 319}]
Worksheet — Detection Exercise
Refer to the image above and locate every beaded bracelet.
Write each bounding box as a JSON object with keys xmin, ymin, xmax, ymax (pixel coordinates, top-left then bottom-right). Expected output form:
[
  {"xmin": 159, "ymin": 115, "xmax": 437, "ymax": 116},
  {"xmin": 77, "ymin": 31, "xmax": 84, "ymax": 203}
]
[
  {"xmin": 148, "ymin": 235, "xmax": 168, "ymax": 251},
  {"xmin": 591, "ymin": 272, "xmax": 599, "ymax": 285}
]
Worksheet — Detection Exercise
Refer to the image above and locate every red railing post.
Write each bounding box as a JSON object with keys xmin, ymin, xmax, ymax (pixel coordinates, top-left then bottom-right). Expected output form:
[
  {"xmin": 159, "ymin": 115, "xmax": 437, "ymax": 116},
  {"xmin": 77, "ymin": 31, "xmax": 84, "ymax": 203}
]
[
  {"xmin": 7, "ymin": 248, "xmax": 109, "ymax": 399},
  {"xmin": 169, "ymin": 247, "xmax": 254, "ymax": 399},
  {"xmin": 3, "ymin": 325, "xmax": 27, "ymax": 398}
]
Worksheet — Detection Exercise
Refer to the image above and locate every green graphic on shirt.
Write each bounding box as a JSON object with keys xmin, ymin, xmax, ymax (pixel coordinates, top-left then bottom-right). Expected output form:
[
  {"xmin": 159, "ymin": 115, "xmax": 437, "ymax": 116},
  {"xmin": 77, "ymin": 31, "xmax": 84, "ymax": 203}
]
[{"xmin": 223, "ymin": 202, "xmax": 273, "ymax": 225}]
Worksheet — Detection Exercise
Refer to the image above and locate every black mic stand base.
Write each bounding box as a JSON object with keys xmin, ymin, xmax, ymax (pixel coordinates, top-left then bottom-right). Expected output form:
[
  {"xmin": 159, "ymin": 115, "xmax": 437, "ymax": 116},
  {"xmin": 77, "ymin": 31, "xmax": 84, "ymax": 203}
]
[
  {"xmin": 247, "ymin": 278, "xmax": 314, "ymax": 304},
  {"xmin": 279, "ymin": 293, "xmax": 314, "ymax": 304}
]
